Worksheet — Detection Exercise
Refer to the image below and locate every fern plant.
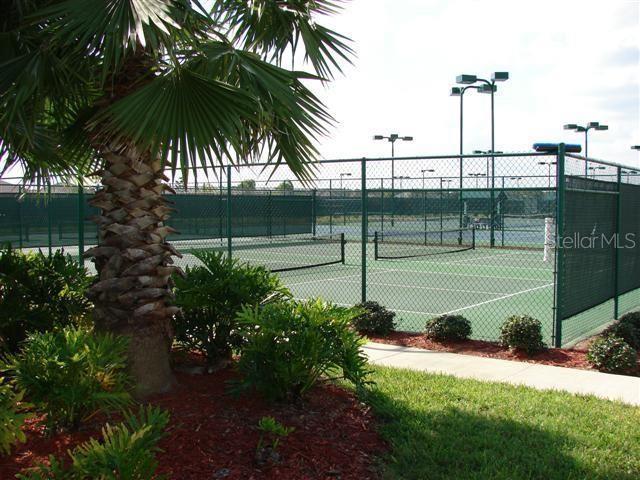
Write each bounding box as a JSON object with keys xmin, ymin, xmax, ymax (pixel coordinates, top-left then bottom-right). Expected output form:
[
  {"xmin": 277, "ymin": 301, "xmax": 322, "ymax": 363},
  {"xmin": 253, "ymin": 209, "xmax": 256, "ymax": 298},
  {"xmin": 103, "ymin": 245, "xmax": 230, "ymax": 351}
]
[
  {"xmin": 3, "ymin": 326, "xmax": 131, "ymax": 432},
  {"xmin": 17, "ymin": 406, "xmax": 169, "ymax": 480},
  {"xmin": 0, "ymin": 247, "xmax": 93, "ymax": 352},
  {"xmin": 173, "ymin": 251, "xmax": 290, "ymax": 367},
  {"xmin": 236, "ymin": 299, "xmax": 372, "ymax": 401},
  {"xmin": 0, "ymin": 378, "xmax": 30, "ymax": 456}
]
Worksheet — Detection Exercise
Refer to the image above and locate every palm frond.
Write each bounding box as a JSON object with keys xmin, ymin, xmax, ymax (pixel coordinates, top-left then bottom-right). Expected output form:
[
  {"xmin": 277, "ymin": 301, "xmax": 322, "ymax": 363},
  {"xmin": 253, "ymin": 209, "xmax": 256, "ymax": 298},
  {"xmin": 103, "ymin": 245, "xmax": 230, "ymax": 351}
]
[{"xmin": 214, "ymin": 0, "xmax": 355, "ymax": 78}]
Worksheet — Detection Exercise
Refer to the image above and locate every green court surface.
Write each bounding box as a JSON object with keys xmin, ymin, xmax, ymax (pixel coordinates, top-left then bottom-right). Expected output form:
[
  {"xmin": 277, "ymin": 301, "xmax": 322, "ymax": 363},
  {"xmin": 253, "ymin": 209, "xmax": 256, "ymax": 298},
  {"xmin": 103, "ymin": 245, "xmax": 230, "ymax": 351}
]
[{"xmin": 177, "ymin": 238, "xmax": 556, "ymax": 344}]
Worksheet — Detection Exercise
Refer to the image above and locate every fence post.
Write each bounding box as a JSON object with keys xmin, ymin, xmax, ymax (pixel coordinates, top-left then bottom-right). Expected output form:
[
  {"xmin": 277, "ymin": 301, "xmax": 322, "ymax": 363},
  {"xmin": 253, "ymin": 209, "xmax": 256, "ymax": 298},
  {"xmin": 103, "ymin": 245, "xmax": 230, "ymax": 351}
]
[
  {"xmin": 312, "ymin": 189, "xmax": 317, "ymax": 237},
  {"xmin": 614, "ymin": 166, "xmax": 622, "ymax": 319},
  {"xmin": 380, "ymin": 178, "xmax": 384, "ymax": 234},
  {"xmin": 490, "ymin": 155, "xmax": 496, "ymax": 248},
  {"xmin": 329, "ymin": 179, "xmax": 333, "ymax": 235},
  {"xmin": 553, "ymin": 144, "xmax": 566, "ymax": 348},
  {"xmin": 18, "ymin": 185, "xmax": 23, "ymax": 249},
  {"xmin": 361, "ymin": 158, "xmax": 367, "ymax": 303},
  {"xmin": 226, "ymin": 165, "xmax": 232, "ymax": 260},
  {"xmin": 47, "ymin": 183, "xmax": 52, "ymax": 257},
  {"xmin": 78, "ymin": 181, "xmax": 85, "ymax": 266}
]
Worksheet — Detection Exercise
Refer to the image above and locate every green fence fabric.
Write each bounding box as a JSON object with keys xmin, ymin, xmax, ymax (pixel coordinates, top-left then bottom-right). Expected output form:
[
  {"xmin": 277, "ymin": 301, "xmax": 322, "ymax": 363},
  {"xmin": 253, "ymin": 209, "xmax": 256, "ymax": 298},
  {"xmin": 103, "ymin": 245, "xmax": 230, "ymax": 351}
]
[
  {"xmin": 618, "ymin": 183, "xmax": 640, "ymax": 295},
  {"xmin": 2, "ymin": 151, "xmax": 640, "ymax": 347},
  {"xmin": 559, "ymin": 178, "xmax": 617, "ymax": 319}
]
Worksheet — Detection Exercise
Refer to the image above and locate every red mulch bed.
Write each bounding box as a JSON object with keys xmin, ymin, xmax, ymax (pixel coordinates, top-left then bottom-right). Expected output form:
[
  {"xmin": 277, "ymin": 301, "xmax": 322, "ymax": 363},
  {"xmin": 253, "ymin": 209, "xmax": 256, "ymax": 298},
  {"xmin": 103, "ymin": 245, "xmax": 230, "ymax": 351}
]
[
  {"xmin": 0, "ymin": 367, "xmax": 386, "ymax": 479},
  {"xmin": 369, "ymin": 332, "xmax": 640, "ymax": 375}
]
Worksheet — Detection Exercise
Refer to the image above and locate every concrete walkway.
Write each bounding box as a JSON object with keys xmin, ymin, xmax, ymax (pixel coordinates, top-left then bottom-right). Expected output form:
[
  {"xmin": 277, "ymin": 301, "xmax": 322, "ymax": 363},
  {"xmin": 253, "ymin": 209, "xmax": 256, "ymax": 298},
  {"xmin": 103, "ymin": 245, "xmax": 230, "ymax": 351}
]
[{"xmin": 364, "ymin": 342, "xmax": 640, "ymax": 406}]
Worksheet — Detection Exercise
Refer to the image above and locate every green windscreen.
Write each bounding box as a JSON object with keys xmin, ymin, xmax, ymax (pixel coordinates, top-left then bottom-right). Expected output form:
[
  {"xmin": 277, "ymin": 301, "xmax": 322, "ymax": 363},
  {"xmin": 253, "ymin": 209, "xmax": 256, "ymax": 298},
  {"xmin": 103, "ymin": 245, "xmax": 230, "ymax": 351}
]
[
  {"xmin": 559, "ymin": 177, "xmax": 617, "ymax": 319},
  {"xmin": 618, "ymin": 183, "xmax": 640, "ymax": 295}
]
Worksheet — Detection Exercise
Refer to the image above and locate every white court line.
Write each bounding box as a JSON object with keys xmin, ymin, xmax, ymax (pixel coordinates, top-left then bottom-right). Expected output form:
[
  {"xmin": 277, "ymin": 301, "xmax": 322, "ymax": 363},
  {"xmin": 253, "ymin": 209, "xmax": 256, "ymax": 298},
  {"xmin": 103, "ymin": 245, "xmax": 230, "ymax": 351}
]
[
  {"xmin": 326, "ymin": 278, "xmax": 511, "ymax": 296},
  {"xmin": 285, "ymin": 268, "xmax": 393, "ymax": 288},
  {"xmin": 442, "ymin": 282, "xmax": 554, "ymax": 315},
  {"xmin": 366, "ymin": 265, "xmax": 550, "ymax": 283}
]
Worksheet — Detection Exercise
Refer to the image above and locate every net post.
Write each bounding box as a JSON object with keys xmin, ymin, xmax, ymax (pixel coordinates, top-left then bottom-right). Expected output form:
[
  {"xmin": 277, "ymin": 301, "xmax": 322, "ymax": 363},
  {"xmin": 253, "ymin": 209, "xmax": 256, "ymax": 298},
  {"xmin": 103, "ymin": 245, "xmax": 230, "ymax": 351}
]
[
  {"xmin": 78, "ymin": 180, "xmax": 85, "ymax": 266},
  {"xmin": 340, "ymin": 233, "xmax": 346, "ymax": 264},
  {"xmin": 614, "ymin": 166, "xmax": 622, "ymax": 319},
  {"xmin": 361, "ymin": 157, "xmax": 367, "ymax": 303},
  {"xmin": 47, "ymin": 183, "xmax": 52, "ymax": 257},
  {"xmin": 553, "ymin": 145, "xmax": 566, "ymax": 348},
  {"xmin": 226, "ymin": 165, "xmax": 232, "ymax": 260}
]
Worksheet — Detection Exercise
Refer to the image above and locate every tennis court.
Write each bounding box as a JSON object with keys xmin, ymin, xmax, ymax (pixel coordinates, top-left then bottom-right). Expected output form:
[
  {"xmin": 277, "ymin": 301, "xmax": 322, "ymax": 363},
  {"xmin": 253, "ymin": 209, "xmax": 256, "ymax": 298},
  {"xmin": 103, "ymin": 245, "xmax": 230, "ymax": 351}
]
[{"xmin": 177, "ymin": 235, "xmax": 556, "ymax": 343}]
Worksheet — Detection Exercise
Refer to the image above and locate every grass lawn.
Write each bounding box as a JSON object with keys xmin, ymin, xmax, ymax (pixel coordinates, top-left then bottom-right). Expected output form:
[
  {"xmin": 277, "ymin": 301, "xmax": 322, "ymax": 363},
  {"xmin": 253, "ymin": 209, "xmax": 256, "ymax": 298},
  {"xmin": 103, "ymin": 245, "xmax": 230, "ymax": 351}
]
[{"xmin": 361, "ymin": 366, "xmax": 640, "ymax": 480}]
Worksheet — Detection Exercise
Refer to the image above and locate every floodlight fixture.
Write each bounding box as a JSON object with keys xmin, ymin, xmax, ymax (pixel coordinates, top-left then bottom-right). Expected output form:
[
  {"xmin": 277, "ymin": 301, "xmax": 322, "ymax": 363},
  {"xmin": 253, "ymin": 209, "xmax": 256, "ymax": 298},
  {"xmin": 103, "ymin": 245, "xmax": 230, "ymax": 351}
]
[
  {"xmin": 564, "ymin": 124, "xmax": 578, "ymax": 130},
  {"xmin": 450, "ymin": 87, "xmax": 462, "ymax": 96},
  {"xmin": 632, "ymin": 145, "xmax": 640, "ymax": 151},
  {"xmin": 456, "ymin": 74, "xmax": 478, "ymax": 84},
  {"xmin": 492, "ymin": 72, "xmax": 509, "ymax": 82},
  {"xmin": 588, "ymin": 122, "xmax": 600, "ymax": 128},
  {"xmin": 478, "ymin": 84, "xmax": 497, "ymax": 94},
  {"xmin": 402, "ymin": 136, "xmax": 414, "ymax": 141},
  {"xmin": 373, "ymin": 135, "xmax": 384, "ymax": 140},
  {"xmin": 596, "ymin": 125, "xmax": 608, "ymax": 131}
]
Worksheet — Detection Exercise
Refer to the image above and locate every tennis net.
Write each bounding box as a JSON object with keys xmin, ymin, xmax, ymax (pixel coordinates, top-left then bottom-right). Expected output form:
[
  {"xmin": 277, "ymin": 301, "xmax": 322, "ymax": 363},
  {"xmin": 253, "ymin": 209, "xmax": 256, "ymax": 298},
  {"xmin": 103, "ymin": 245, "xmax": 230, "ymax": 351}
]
[
  {"xmin": 185, "ymin": 233, "xmax": 346, "ymax": 273},
  {"xmin": 374, "ymin": 228, "xmax": 475, "ymax": 260}
]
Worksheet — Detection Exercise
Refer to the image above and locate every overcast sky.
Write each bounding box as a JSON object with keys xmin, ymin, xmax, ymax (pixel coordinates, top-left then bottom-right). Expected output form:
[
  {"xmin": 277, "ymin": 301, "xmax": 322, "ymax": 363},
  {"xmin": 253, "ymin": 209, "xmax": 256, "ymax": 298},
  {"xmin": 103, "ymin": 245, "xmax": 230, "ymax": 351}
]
[{"xmin": 310, "ymin": 0, "xmax": 640, "ymax": 169}]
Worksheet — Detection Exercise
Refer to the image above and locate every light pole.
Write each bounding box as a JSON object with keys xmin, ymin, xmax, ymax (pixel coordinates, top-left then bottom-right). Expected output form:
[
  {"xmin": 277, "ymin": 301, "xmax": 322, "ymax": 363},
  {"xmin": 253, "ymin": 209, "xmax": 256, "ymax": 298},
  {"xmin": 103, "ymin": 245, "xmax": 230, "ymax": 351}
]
[
  {"xmin": 622, "ymin": 169, "xmax": 638, "ymax": 182},
  {"xmin": 421, "ymin": 169, "xmax": 435, "ymax": 189},
  {"xmin": 453, "ymin": 72, "xmax": 509, "ymax": 247},
  {"xmin": 394, "ymin": 175, "xmax": 410, "ymax": 189},
  {"xmin": 339, "ymin": 172, "xmax": 351, "ymax": 190},
  {"xmin": 469, "ymin": 173, "xmax": 486, "ymax": 188},
  {"xmin": 510, "ymin": 176, "xmax": 523, "ymax": 188},
  {"xmin": 563, "ymin": 122, "xmax": 609, "ymax": 174},
  {"xmin": 587, "ymin": 166, "xmax": 605, "ymax": 178},
  {"xmin": 538, "ymin": 161, "xmax": 557, "ymax": 188},
  {"xmin": 473, "ymin": 149, "xmax": 503, "ymax": 187},
  {"xmin": 340, "ymin": 173, "xmax": 351, "ymax": 226},
  {"xmin": 374, "ymin": 133, "xmax": 413, "ymax": 226}
]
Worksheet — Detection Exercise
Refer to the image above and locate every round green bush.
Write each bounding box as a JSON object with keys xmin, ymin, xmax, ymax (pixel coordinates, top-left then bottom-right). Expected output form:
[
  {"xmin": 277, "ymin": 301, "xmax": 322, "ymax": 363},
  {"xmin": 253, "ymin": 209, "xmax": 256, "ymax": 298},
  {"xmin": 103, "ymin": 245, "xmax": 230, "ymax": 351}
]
[
  {"xmin": 499, "ymin": 315, "xmax": 545, "ymax": 355},
  {"xmin": 587, "ymin": 336, "xmax": 637, "ymax": 374},
  {"xmin": 353, "ymin": 301, "xmax": 396, "ymax": 335},
  {"xmin": 602, "ymin": 321, "xmax": 640, "ymax": 350},
  {"xmin": 425, "ymin": 315, "xmax": 472, "ymax": 342},
  {"xmin": 619, "ymin": 311, "xmax": 640, "ymax": 332}
]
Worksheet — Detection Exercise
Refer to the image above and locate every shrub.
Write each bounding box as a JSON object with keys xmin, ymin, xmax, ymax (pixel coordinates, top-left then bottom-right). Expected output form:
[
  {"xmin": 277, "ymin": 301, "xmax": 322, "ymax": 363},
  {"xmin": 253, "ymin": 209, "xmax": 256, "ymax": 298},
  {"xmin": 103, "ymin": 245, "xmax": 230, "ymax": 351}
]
[
  {"xmin": 499, "ymin": 315, "xmax": 546, "ymax": 355},
  {"xmin": 3, "ymin": 326, "xmax": 131, "ymax": 432},
  {"xmin": 425, "ymin": 315, "xmax": 472, "ymax": 341},
  {"xmin": 235, "ymin": 299, "xmax": 371, "ymax": 401},
  {"xmin": 173, "ymin": 251, "xmax": 289, "ymax": 367},
  {"xmin": 587, "ymin": 336, "xmax": 637, "ymax": 374},
  {"xmin": 619, "ymin": 311, "xmax": 640, "ymax": 333},
  {"xmin": 602, "ymin": 321, "xmax": 640, "ymax": 350},
  {"xmin": 0, "ymin": 379, "xmax": 30, "ymax": 456},
  {"xmin": 0, "ymin": 247, "xmax": 92, "ymax": 352},
  {"xmin": 17, "ymin": 406, "xmax": 169, "ymax": 480},
  {"xmin": 352, "ymin": 301, "xmax": 396, "ymax": 336}
]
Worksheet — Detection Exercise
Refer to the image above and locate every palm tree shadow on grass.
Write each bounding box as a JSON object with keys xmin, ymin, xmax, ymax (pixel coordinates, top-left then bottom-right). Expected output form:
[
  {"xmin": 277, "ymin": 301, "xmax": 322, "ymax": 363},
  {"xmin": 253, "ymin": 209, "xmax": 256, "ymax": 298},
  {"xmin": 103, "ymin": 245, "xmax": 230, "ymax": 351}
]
[{"xmin": 362, "ymin": 388, "xmax": 633, "ymax": 480}]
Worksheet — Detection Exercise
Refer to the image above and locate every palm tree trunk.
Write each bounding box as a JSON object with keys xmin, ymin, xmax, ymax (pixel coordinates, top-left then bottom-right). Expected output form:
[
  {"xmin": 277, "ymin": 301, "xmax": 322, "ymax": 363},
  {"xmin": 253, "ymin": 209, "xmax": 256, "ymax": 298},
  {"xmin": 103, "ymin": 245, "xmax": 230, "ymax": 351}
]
[{"xmin": 85, "ymin": 144, "xmax": 182, "ymax": 397}]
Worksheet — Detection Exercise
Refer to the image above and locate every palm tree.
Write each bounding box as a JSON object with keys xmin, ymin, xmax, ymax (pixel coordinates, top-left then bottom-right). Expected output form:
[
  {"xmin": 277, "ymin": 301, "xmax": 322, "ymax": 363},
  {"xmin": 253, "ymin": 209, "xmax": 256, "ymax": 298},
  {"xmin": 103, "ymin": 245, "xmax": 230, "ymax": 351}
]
[{"xmin": 0, "ymin": 0, "xmax": 353, "ymax": 396}]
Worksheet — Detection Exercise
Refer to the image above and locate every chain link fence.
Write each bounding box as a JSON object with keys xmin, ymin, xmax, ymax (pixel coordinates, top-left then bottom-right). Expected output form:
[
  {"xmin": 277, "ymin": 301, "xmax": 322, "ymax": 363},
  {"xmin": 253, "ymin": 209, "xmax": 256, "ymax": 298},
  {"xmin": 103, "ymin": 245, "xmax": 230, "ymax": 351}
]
[{"xmin": 1, "ymin": 148, "xmax": 639, "ymax": 347}]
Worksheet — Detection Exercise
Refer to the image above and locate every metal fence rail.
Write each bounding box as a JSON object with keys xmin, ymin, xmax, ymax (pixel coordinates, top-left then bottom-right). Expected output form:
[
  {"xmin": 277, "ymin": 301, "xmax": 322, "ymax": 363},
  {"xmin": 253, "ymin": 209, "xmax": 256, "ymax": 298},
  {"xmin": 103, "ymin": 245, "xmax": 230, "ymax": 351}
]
[{"xmin": 1, "ymin": 149, "xmax": 639, "ymax": 347}]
